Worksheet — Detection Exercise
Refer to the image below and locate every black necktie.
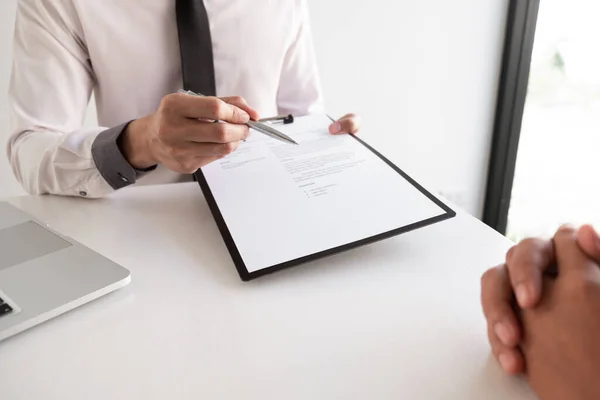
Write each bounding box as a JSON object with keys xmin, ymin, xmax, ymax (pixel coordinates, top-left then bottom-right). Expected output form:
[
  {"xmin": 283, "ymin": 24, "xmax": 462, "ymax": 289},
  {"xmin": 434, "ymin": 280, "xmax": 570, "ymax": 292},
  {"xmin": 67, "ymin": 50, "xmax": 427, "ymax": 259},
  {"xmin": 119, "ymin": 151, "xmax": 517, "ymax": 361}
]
[{"xmin": 175, "ymin": 0, "xmax": 216, "ymax": 96}]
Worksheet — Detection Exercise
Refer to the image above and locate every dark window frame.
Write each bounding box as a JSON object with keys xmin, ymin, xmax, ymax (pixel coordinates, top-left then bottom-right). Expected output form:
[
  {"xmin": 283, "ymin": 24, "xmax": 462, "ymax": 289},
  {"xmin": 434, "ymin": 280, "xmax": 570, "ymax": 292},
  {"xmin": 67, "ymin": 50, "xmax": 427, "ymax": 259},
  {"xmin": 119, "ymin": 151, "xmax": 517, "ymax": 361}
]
[{"xmin": 482, "ymin": 0, "xmax": 541, "ymax": 234}]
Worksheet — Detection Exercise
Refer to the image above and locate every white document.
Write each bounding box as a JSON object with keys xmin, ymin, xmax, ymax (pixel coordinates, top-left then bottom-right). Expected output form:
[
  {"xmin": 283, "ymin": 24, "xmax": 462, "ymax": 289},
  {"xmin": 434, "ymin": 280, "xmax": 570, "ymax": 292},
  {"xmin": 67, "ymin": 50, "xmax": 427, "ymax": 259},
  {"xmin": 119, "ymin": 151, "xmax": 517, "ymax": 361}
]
[{"xmin": 200, "ymin": 114, "xmax": 452, "ymax": 274}]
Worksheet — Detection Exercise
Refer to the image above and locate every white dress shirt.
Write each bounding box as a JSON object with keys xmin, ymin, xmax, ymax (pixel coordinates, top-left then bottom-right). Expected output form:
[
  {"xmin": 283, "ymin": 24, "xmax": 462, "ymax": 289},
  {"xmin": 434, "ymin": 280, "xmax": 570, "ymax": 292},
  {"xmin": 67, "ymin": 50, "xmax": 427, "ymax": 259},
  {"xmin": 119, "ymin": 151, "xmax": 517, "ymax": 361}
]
[{"xmin": 7, "ymin": 0, "xmax": 324, "ymax": 198}]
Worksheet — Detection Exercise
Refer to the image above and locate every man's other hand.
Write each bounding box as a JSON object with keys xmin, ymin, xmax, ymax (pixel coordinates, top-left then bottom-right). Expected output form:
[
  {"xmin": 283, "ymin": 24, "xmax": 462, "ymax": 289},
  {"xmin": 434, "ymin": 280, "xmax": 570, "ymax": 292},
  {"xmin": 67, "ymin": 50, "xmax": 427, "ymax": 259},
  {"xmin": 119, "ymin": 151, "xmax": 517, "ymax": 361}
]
[
  {"xmin": 120, "ymin": 93, "xmax": 260, "ymax": 173},
  {"xmin": 329, "ymin": 113, "xmax": 361, "ymax": 135}
]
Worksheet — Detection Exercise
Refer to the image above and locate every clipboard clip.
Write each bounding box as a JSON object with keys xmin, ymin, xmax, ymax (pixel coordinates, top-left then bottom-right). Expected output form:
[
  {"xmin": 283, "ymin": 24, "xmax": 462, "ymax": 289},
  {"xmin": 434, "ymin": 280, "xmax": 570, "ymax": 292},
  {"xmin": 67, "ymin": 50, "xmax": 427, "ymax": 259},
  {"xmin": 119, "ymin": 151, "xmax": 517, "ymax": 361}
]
[{"xmin": 259, "ymin": 114, "xmax": 295, "ymax": 125}]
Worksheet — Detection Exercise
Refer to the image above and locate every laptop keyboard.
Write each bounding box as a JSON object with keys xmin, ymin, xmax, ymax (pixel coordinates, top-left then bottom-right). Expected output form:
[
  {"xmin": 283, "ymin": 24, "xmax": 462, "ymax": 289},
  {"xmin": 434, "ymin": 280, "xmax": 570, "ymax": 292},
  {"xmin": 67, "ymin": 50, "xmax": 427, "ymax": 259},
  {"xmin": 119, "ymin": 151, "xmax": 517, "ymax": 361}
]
[{"xmin": 0, "ymin": 296, "xmax": 13, "ymax": 317}]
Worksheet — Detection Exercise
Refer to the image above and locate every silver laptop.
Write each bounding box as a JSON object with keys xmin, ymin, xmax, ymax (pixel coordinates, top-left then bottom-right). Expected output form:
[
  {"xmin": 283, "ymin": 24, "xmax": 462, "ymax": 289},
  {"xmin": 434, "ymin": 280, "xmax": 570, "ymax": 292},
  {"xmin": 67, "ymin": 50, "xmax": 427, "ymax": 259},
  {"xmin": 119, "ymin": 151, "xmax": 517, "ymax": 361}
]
[{"xmin": 0, "ymin": 202, "xmax": 131, "ymax": 342}]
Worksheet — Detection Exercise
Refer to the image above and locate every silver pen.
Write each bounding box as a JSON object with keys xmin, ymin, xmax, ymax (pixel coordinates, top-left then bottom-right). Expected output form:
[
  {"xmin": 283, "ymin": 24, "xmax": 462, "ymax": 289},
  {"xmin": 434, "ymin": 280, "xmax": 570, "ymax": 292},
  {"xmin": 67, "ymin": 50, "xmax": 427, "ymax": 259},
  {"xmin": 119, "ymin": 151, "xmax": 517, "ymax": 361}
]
[{"xmin": 177, "ymin": 89, "xmax": 298, "ymax": 145}]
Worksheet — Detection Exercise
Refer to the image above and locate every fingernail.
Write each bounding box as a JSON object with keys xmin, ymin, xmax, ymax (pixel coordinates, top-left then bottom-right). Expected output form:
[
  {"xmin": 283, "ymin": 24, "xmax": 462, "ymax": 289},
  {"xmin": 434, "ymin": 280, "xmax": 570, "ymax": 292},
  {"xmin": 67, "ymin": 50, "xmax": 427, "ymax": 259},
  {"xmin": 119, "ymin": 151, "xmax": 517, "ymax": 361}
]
[
  {"xmin": 516, "ymin": 283, "xmax": 530, "ymax": 307},
  {"xmin": 329, "ymin": 122, "xmax": 341, "ymax": 134},
  {"xmin": 494, "ymin": 322, "xmax": 512, "ymax": 345},
  {"xmin": 558, "ymin": 223, "xmax": 576, "ymax": 233},
  {"xmin": 499, "ymin": 353, "xmax": 513, "ymax": 372}
]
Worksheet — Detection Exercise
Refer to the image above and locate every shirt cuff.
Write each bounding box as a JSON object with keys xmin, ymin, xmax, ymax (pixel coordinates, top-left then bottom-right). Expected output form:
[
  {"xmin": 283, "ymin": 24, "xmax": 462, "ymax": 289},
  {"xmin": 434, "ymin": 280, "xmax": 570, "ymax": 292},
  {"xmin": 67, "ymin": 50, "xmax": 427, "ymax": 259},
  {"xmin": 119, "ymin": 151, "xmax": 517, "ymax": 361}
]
[{"xmin": 91, "ymin": 121, "xmax": 157, "ymax": 190}]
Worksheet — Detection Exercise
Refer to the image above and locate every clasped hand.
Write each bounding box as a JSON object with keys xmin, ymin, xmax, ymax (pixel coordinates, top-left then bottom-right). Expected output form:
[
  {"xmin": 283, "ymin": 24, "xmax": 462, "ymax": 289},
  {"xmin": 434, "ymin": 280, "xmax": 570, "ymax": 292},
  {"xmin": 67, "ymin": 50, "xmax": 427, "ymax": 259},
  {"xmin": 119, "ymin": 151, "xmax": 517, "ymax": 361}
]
[{"xmin": 481, "ymin": 225, "xmax": 600, "ymax": 400}]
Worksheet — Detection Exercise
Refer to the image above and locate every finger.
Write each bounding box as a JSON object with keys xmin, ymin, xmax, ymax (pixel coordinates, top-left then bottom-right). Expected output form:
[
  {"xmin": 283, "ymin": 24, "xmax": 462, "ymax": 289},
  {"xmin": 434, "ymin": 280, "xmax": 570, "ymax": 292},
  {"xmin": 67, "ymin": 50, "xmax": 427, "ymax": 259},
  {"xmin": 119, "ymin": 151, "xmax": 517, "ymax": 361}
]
[
  {"xmin": 199, "ymin": 140, "xmax": 244, "ymax": 156},
  {"xmin": 506, "ymin": 238, "xmax": 555, "ymax": 308},
  {"xmin": 168, "ymin": 93, "xmax": 251, "ymax": 124},
  {"xmin": 329, "ymin": 114, "xmax": 361, "ymax": 135},
  {"xmin": 221, "ymin": 96, "xmax": 261, "ymax": 121},
  {"xmin": 193, "ymin": 156, "xmax": 222, "ymax": 171},
  {"xmin": 506, "ymin": 245, "xmax": 517, "ymax": 264},
  {"xmin": 179, "ymin": 119, "xmax": 250, "ymax": 143},
  {"xmin": 176, "ymin": 141, "xmax": 244, "ymax": 159},
  {"xmin": 190, "ymin": 146, "xmax": 242, "ymax": 168},
  {"xmin": 163, "ymin": 141, "xmax": 243, "ymax": 173},
  {"xmin": 577, "ymin": 224, "xmax": 600, "ymax": 263},
  {"xmin": 172, "ymin": 155, "xmax": 224, "ymax": 174},
  {"xmin": 487, "ymin": 324, "xmax": 526, "ymax": 375},
  {"xmin": 481, "ymin": 265, "xmax": 522, "ymax": 347},
  {"xmin": 554, "ymin": 224, "xmax": 598, "ymax": 278}
]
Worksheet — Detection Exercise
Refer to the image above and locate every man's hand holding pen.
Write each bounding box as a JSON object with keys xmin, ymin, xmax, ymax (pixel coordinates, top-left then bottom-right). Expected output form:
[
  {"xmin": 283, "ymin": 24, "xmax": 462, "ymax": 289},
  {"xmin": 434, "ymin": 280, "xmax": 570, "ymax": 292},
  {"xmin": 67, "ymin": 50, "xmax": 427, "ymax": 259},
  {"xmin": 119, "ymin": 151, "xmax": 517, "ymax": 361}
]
[
  {"xmin": 120, "ymin": 92, "xmax": 259, "ymax": 173},
  {"xmin": 120, "ymin": 91, "xmax": 361, "ymax": 174}
]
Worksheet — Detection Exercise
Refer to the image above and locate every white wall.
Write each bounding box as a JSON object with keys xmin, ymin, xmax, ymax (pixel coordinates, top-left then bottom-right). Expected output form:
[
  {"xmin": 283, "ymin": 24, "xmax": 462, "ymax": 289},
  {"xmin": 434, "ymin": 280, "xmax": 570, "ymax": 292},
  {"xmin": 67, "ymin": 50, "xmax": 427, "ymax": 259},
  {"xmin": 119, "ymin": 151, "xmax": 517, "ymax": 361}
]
[
  {"xmin": 0, "ymin": 0, "xmax": 508, "ymax": 217},
  {"xmin": 308, "ymin": 0, "xmax": 508, "ymax": 216}
]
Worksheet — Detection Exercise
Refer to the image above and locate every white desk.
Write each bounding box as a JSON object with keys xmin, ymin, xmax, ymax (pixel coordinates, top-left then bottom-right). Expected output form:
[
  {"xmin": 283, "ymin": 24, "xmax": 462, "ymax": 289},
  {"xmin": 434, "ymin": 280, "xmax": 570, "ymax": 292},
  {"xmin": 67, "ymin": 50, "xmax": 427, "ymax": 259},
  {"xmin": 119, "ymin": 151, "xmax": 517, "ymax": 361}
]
[{"xmin": 0, "ymin": 182, "xmax": 536, "ymax": 399}]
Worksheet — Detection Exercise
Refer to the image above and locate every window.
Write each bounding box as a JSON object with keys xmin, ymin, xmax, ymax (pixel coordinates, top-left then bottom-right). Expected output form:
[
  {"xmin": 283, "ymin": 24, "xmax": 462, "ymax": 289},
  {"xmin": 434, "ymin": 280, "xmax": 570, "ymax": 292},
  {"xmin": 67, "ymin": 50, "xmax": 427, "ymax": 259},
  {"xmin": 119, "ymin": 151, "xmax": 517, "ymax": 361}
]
[{"xmin": 483, "ymin": 0, "xmax": 600, "ymax": 239}]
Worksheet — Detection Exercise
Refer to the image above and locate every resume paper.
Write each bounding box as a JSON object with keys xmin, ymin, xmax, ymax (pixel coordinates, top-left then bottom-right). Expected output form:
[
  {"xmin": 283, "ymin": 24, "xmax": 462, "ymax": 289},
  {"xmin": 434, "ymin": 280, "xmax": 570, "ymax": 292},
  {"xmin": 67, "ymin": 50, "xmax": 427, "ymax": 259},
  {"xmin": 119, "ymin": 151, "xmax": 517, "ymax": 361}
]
[{"xmin": 200, "ymin": 114, "xmax": 452, "ymax": 275}]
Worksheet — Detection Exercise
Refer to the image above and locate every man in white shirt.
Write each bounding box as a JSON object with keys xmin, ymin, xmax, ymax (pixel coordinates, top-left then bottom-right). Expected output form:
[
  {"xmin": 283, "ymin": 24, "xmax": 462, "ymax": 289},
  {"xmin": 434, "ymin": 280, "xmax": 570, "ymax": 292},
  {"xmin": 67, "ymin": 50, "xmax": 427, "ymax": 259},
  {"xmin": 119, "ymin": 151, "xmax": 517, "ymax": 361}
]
[{"xmin": 7, "ymin": 0, "xmax": 360, "ymax": 198}]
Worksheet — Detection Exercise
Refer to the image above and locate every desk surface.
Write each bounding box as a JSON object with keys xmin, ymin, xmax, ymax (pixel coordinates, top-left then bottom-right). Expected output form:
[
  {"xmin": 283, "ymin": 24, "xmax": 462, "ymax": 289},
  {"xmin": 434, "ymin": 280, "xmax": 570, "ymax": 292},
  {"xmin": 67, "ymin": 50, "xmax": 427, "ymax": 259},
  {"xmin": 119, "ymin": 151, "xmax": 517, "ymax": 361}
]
[{"xmin": 0, "ymin": 182, "xmax": 535, "ymax": 399}]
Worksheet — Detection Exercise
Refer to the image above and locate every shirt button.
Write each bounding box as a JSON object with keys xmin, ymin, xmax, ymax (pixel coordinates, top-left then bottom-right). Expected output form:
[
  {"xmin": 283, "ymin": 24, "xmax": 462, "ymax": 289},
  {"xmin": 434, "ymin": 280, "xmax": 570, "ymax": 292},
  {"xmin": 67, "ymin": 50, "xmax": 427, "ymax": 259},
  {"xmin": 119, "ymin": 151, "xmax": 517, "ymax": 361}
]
[
  {"xmin": 118, "ymin": 173, "xmax": 129, "ymax": 183},
  {"xmin": 79, "ymin": 191, "xmax": 87, "ymax": 197}
]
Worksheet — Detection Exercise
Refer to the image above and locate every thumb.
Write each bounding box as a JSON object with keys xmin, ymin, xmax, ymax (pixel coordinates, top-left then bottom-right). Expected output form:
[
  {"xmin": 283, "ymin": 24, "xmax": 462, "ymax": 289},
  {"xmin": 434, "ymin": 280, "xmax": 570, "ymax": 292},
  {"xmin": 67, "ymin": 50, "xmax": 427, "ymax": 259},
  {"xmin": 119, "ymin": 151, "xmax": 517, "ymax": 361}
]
[
  {"xmin": 577, "ymin": 224, "xmax": 600, "ymax": 263},
  {"xmin": 554, "ymin": 225, "xmax": 597, "ymax": 278}
]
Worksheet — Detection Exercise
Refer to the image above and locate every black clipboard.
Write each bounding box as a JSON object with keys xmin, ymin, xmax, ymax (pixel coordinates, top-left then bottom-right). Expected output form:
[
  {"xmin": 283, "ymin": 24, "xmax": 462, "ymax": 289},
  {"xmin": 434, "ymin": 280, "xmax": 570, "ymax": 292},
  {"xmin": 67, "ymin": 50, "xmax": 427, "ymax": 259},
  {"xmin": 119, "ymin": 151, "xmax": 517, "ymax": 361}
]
[{"xmin": 194, "ymin": 116, "xmax": 456, "ymax": 281}]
